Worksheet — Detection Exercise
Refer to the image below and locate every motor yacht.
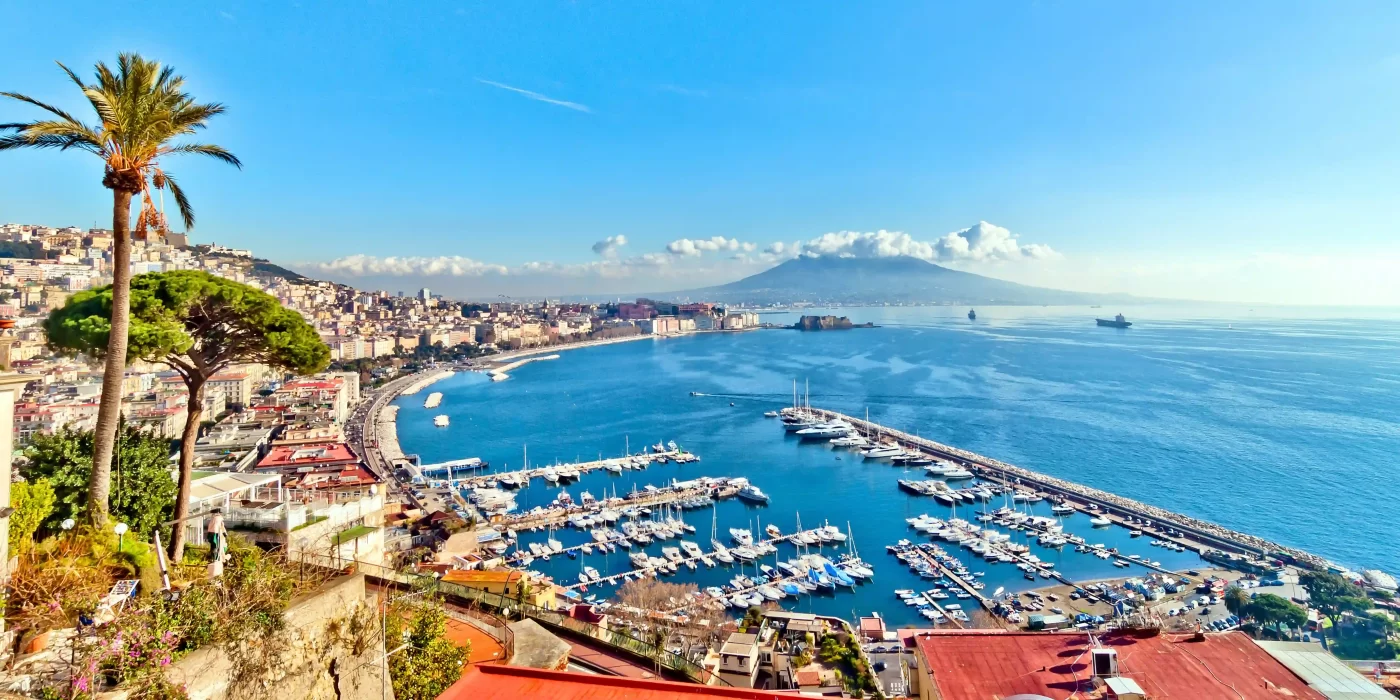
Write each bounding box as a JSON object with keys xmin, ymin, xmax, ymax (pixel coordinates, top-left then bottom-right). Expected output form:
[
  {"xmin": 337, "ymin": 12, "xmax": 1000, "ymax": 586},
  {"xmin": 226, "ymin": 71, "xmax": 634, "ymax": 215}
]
[
  {"xmin": 861, "ymin": 446, "xmax": 904, "ymax": 459},
  {"xmin": 737, "ymin": 485, "xmax": 770, "ymax": 503}
]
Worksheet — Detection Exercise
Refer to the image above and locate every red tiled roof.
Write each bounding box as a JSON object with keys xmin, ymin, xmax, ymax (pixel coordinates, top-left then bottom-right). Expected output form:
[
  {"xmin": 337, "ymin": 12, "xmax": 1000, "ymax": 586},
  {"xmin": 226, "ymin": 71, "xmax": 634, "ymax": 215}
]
[
  {"xmin": 438, "ymin": 664, "xmax": 798, "ymax": 700},
  {"xmin": 282, "ymin": 465, "xmax": 379, "ymax": 489},
  {"xmin": 256, "ymin": 441, "xmax": 358, "ymax": 468},
  {"xmin": 913, "ymin": 631, "xmax": 1325, "ymax": 700}
]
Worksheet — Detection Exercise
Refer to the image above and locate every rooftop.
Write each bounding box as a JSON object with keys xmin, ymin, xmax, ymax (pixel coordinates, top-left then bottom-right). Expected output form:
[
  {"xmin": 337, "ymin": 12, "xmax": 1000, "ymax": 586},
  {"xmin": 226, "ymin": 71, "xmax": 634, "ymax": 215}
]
[
  {"xmin": 719, "ymin": 632, "xmax": 758, "ymax": 657},
  {"xmin": 256, "ymin": 442, "xmax": 358, "ymax": 468},
  {"xmin": 189, "ymin": 472, "xmax": 281, "ymax": 506},
  {"xmin": 913, "ymin": 630, "xmax": 1326, "ymax": 700},
  {"xmin": 1254, "ymin": 641, "xmax": 1390, "ymax": 699},
  {"xmin": 438, "ymin": 664, "xmax": 799, "ymax": 700},
  {"xmin": 442, "ymin": 570, "xmax": 523, "ymax": 585}
]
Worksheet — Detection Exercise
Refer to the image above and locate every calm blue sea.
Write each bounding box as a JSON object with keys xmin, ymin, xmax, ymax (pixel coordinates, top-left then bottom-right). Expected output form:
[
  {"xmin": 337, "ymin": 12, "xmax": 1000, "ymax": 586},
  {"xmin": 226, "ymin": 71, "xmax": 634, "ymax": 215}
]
[{"xmin": 393, "ymin": 305, "xmax": 1400, "ymax": 625}]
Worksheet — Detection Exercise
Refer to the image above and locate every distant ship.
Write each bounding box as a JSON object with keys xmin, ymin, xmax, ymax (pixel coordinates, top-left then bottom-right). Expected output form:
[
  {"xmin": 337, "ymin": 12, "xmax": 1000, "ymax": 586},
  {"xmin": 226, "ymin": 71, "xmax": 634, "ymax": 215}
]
[
  {"xmin": 967, "ymin": 309, "xmax": 976, "ymax": 320},
  {"xmin": 1096, "ymin": 314, "xmax": 1132, "ymax": 328}
]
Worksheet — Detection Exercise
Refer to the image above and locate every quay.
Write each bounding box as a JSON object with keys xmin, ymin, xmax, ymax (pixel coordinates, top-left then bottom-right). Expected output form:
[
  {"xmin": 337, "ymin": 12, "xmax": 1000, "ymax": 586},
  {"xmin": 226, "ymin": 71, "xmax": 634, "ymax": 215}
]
[
  {"xmin": 486, "ymin": 353, "xmax": 559, "ymax": 380},
  {"xmin": 805, "ymin": 407, "xmax": 1317, "ymax": 569},
  {"xmin": 450, "ymin": 450, "xmax": 696, "ymax": 490}
]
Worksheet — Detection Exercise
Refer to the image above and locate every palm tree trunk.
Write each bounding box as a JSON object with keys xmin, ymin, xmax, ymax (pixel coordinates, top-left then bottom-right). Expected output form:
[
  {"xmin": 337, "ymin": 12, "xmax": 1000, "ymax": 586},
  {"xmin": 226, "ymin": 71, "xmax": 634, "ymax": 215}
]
[
  {"xmin": 88, "ymin": 189, "xmax": 135, "ymax": 526},
  {"xmin": 169, "ymin": 376, "xmax": 205, "ymax": 562}
]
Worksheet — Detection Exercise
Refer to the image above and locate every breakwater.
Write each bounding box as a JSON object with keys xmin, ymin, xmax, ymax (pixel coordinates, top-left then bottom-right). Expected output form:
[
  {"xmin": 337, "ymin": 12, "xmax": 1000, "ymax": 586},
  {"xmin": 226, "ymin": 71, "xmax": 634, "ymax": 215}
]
[
  {"xmin": 807, "ymin": 407, "xmax": 1328, "ymax": 570},
  {"xmin": 398, "ymin": 369, "xmax": 454, "ymax": 396}
]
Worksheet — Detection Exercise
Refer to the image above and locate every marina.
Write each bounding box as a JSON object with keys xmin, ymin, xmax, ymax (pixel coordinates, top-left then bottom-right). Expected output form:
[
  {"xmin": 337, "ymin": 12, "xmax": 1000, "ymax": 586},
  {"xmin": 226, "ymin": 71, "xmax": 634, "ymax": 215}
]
[{"xmin": 391, "ymin": 322, "xmax": 1394, "ymax": 627}]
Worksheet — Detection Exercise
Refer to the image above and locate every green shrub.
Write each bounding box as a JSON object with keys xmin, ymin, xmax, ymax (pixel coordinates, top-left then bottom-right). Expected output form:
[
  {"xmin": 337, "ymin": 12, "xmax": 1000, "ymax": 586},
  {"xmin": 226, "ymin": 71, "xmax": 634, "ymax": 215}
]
[{"xmin": 9, "ymin": 478, "xmax": 55, "ymax": 558}]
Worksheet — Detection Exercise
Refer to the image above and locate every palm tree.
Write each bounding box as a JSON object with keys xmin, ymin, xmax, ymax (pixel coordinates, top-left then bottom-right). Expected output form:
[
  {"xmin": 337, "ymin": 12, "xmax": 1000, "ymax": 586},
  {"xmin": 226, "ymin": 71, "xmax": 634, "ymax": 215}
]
[{"xmin": 2, "ymin": 54, "xmax": 240, "ymax": 525}]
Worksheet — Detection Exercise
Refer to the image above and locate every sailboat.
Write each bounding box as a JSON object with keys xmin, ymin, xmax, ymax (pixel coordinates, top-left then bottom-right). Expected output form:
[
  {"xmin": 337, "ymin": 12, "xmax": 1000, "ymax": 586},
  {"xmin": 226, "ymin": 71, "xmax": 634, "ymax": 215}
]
[{"xmin": 710, "ymin": 507, "xmax": 735, "ymax": 564}]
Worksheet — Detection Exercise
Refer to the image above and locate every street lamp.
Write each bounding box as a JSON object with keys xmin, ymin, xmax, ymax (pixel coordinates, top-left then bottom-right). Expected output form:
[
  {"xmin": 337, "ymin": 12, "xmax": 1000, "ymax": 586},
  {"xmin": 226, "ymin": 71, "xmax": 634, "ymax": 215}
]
[{"xmin": 114, "ymin": 521, "xmax": 129, "ymax": 552}]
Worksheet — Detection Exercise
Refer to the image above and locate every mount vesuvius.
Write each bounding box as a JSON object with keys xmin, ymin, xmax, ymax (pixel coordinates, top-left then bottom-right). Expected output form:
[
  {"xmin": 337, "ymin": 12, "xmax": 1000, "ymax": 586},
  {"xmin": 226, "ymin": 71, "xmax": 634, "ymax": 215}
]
[{"xmin": 673, "ymin": 255, "xmax": 1135, "ymax": 305}]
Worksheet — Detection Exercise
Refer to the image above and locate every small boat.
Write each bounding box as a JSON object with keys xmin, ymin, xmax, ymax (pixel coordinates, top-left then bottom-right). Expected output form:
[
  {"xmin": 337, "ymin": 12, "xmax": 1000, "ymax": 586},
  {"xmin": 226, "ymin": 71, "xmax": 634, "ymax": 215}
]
[
  {"xmin": 1089, "ymin": 516, "xmax": 1111, "ymax": 527},
  {"xmin": 764, "ymin": 410, "xmax": 779, "ymax": 418},
  {"xmin": 433, "ymin": 414, "xmax": 450, "ymax": 427}
]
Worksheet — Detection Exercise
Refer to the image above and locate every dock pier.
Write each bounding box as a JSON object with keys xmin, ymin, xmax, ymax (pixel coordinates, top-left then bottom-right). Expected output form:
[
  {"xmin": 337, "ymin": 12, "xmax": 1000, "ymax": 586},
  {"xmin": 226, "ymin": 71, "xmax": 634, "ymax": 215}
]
[
  {"xmin": 451, "ymin": 450, "xmax": 695, "ymax": 491},
  {"xmin": 499, "ymin": 482, "xmax": 718, "ymax": 531},
  {"xmin": 807, "ymin": 407, "xmax": 1311, "ymax": 568}
]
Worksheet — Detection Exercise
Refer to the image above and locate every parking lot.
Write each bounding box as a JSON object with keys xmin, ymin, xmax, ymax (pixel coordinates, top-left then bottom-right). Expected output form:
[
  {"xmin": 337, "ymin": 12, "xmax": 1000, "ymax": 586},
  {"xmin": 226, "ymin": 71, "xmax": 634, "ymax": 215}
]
[{"xmin": 863, "ymin": 646, "xmax": 909, "ymax": 697}]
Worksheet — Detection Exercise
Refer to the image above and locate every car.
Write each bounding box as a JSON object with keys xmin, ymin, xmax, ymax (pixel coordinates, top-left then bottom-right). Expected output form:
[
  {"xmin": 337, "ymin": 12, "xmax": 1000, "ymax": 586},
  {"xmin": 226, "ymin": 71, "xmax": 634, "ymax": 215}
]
[
  {"xmin": 1168, "ymin": 608, "xmax": 1179, "ymax": 617},
  {"xmin": 873, "ymin": 661, "xmax": 887, "ymax": 672},
  {"xmin": 1209, "ymin": 595, "xmax": 1220, "ymax": 605},
  {"xmin": 1198, "ymin": 607, "xmax": 1211, "ymax": 615}
]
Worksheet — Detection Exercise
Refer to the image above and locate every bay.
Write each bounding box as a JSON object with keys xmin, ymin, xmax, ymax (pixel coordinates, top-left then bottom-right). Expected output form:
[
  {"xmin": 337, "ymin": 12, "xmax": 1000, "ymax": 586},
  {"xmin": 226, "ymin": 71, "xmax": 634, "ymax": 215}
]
[{"xmin": 393, "ymin": 304, "xmax": 1400, "ymax": 625}]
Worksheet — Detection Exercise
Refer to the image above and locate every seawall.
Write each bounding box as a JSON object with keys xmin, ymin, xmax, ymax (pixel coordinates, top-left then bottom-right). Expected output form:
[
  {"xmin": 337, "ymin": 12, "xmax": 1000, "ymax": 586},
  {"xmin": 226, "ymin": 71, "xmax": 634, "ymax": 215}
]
[{"xmin": 811, "ymin": 407, "xmax": 1329, "ymax": 570}]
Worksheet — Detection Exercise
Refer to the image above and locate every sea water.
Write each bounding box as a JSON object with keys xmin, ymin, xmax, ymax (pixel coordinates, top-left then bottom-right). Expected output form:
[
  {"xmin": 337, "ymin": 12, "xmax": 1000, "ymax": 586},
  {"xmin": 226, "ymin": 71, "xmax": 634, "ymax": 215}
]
[{"xmin": 393, "ymin": 304, "xmax": 1400, "ymax": 624}]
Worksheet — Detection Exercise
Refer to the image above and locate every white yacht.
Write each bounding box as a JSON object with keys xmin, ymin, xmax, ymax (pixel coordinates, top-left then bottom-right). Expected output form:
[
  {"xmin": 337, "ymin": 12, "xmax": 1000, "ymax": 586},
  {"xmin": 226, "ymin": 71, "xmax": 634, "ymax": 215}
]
[
  {"xmin": 830, "ymin": 435, "xmax": 870, "ymax": 448},
  {"xmin": 737, "ymin": 484, "xmax": 770, "ymax": 503},
  {"xmin": 795, "ymin": 422, "xmax": 853, "ymax": 440},
  {"xmin": 861, "ymin": 446, "xmax": 904, "ymax": 459},
  {"xmin": 729, "ymin": 528, "xmax": 755, "ymax": 545}
]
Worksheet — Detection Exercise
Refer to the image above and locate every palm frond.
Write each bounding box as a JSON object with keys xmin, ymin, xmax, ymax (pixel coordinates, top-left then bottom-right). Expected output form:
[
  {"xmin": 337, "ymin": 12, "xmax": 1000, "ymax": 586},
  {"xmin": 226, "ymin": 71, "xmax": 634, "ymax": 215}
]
[
  {"xmin": 0, "ymin": 131, "xmax": 101, "ymax": 153},
  {"xmin": 170, "ymin": 102, "xmax": 226, "ymax": 132},
  {"xmin": 0, "ymin": 91, "xmax": 83, "ymax": 125},
  {"xmin": 162, "ymin": 171, "xmax": 196, "ymax": 230},
  {"xmin": 56, "ymin": 61, "xmax": 116, "ymax": 126},
  {"xmin": 161, "ymin": 143, "xmax": 241, "ymax": 168}
]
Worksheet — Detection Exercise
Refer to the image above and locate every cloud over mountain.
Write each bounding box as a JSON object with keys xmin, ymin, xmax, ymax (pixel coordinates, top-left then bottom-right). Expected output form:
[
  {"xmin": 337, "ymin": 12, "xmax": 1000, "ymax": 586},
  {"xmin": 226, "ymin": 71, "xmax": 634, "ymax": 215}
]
[
  {"xmin": 801, "ymin": 222, "xmax": 1055, "ymax": 263},
  {"xmin": 300, "ymin": 221, "xmax": 1057, "ymax": 297}
]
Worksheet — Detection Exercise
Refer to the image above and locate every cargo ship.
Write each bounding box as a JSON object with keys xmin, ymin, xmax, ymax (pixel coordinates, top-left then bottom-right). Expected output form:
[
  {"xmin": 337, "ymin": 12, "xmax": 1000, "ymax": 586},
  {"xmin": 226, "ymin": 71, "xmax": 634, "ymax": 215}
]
[{"xmin": 1096, "ymin": 314, "xmax": 1132, "ymax": 328}]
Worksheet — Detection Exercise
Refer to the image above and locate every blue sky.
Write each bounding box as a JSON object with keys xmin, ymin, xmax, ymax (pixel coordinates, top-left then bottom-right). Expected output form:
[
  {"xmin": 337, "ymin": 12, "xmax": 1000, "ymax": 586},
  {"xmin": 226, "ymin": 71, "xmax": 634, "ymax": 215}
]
[{"xmin": 3, "ymin": 1, "xmax": 1400, "ymax": 302}]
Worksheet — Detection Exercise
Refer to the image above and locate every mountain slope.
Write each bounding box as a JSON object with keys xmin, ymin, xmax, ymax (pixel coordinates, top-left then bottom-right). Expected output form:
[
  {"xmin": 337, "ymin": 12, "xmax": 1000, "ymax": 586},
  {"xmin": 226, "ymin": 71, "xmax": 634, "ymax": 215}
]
[{"xmin": 676, "ymin": 255, "xmax": 1130, "ymax": 305}]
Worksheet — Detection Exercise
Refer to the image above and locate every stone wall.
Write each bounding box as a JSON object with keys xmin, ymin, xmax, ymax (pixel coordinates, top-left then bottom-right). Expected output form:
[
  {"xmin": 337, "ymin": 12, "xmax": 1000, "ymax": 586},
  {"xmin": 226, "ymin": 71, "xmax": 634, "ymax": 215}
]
[{"xmin": 101, "ymin": 573, "xmax": 391, "ymax": 700}]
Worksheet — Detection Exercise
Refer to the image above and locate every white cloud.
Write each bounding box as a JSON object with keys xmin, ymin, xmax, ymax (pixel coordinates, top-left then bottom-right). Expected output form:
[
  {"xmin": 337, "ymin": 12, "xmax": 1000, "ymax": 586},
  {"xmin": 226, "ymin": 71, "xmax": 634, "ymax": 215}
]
[
  {"xmin": 798, "ymin": 222, "xmax": 1057, "ymax": 264},
  {"xmin": 591, "ymin": 235, "xmax": 628, "ymax": 258},
  {"xmin": 665, "ymin": 236, "xmax": 748, "ymax": 257},
  {"xmin": 309, "ymin": 255, "xmax": 508, "ymax": 277},
  {"xmin": 476, "ymin": 79, "xmax": 591, "ymax": 113}
]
